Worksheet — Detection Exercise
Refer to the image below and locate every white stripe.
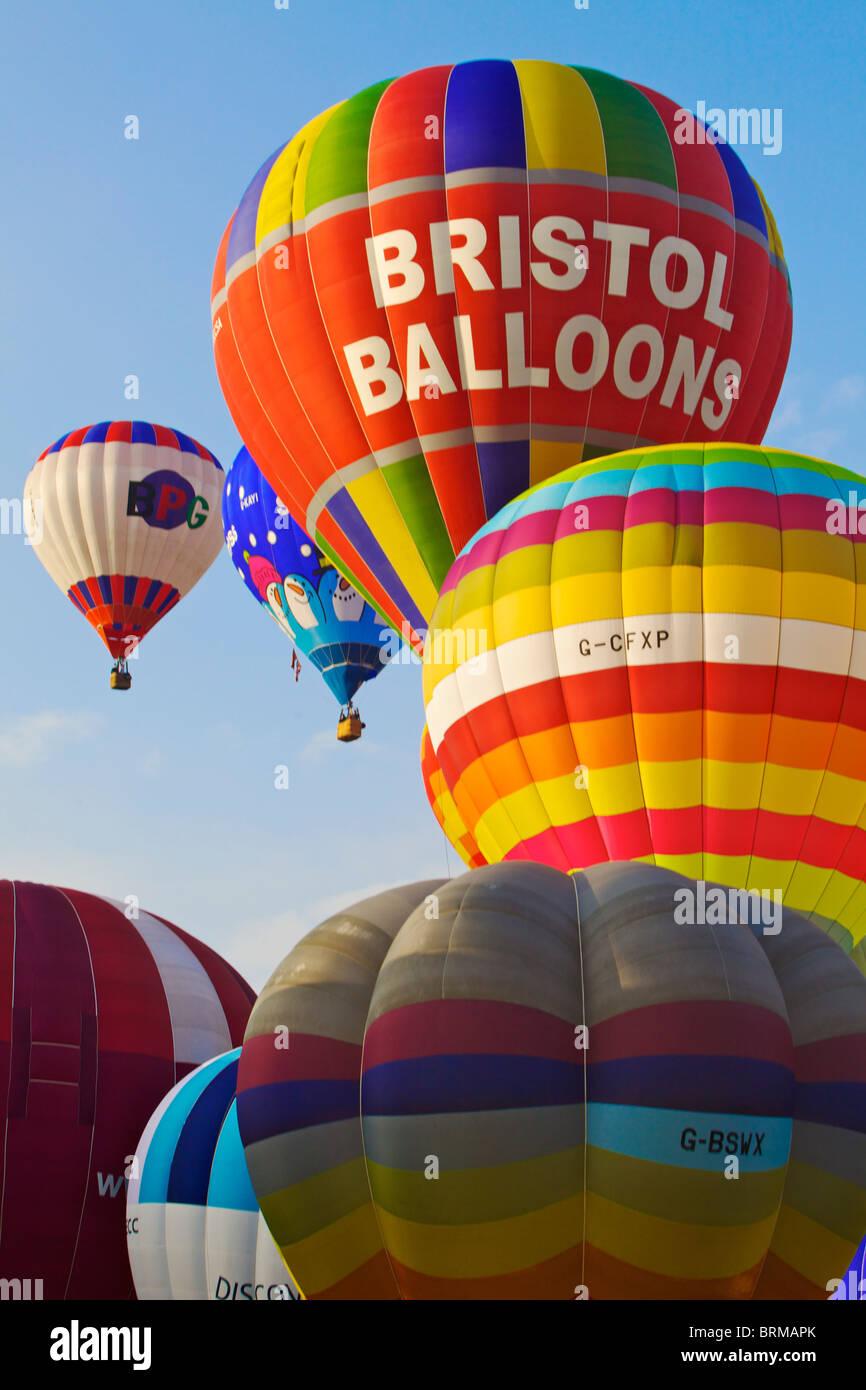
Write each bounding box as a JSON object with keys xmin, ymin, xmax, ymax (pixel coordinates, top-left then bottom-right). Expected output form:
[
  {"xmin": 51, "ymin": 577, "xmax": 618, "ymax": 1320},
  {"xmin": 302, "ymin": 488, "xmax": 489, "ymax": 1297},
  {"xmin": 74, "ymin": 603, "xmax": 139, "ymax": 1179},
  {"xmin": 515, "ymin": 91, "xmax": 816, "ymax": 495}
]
[
  {"xmin": 119, "ymin": 904, "xmax": 233, "ymax": 1067},
  {"xmin": 426, "ymin": 613, "xmax": 864, "ymax": 746}
]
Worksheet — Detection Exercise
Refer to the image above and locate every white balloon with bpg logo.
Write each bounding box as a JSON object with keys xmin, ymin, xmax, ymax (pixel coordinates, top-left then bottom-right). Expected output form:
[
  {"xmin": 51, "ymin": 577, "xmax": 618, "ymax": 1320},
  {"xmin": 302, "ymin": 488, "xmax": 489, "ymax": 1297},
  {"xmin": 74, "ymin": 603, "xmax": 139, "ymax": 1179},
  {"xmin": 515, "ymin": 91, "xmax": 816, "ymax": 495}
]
[{"xmin": 127, "ymin": 1049, "xmax": 301, "ymax": 1301}]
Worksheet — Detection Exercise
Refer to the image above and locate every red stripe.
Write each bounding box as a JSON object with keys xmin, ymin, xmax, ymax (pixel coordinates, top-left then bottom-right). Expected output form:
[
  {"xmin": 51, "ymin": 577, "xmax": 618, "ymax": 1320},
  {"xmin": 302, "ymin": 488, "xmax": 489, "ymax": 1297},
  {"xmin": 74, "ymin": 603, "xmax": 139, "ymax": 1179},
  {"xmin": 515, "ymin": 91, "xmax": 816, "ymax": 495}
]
[
  {"xmin": 238, "ymin": 1030, "xmax": 359, "ymax": 1088},
  {"xmin": 438, "ymin": 665, "xmax": 866, "ymax": 773},
  {"xmin": 105, "ymin": 421, "xmax": 133, "ymax": 444},
  {"xmin": 589, "ymin": 1001, "xmax": 793, "ymax": 1066},
  {"xmin": 794, "ymin": 1033, "xmax": 866, "ymax": 1084},
  {"xmin": 363, "ymin": 999, "xmax": 579, "ymax": 1069}
]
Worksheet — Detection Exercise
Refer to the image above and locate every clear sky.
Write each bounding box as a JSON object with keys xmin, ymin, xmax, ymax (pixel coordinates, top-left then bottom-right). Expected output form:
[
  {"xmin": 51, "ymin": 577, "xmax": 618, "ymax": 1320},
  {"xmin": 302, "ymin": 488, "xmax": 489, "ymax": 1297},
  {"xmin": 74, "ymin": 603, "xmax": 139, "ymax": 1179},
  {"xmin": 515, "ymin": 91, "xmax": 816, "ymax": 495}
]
[{"xmin": 2, "ymin": 0, "xmax": 864, "ymax": 989}]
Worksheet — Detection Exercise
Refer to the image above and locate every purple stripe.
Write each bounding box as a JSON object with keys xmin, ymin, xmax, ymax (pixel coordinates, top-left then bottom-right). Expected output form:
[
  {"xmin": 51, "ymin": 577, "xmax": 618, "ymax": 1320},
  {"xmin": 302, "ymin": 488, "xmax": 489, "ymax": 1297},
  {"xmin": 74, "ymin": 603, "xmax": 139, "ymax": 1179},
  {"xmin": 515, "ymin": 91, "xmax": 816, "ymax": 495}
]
[{"xmin": 325, "ymin": 489, "xmax": 428, "ymax": 635}]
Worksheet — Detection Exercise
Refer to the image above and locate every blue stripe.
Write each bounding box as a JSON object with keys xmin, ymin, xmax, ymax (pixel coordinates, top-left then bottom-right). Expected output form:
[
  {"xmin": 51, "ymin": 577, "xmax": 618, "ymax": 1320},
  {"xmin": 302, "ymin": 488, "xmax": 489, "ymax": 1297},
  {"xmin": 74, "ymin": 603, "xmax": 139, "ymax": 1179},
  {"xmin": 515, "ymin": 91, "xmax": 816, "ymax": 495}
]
[
  {"xmin": 477, "ymin": 440, "xmax": 530, "ymax": 521},
  {"xmin": 588, "ymin": 1102, "xmax": 791, "ymax": 1172},
  {"xmin": 444, "ymin": 60, "xmax": 526, "ymax": 173},
  {"xmin": 795, "ymin": 1082, "xmax": 866, "ymax": 1135},
  {"xmin": 82, "ymin": 421, "xmax": 112, "ymax": 445},
  {"xmin": 166, "ymin": 1059, "xmax": 239, "ymax": 1205},
  {"xmin": 227, "ymin": 147, "xmax": 285, "ymax": 269},
  {"xmin": 131, "ymin": 421, "xmax": 156, "ymax": 445},
  {"xmin": 362, "ymin": 1056, "xmax": 580, "ymax": 1115},
  {"xmin": 139, "ymin": 1053, "xmax": 238, "ymax": 1204},
  {"xmin": 236, "ymin": 1079, "xmax": 358, "ymax": 1144},
  {"xmin": 324, "ymin": 490, "xmax": 427, "ymax": 636},
  {"xmin": 712, "ymin": 137, "xmax": 767, "ymax": 237},
  {"xmin": 142, "ymin": 579, "xmax": 162, "ymax": 608},
  {"xmin": 586, "ymin": 1056, "xmax": 795, "ymax": 1116},
  {"xmin": 208, "ymin": 1101, "xmax": 259, "ymax": 1213}
]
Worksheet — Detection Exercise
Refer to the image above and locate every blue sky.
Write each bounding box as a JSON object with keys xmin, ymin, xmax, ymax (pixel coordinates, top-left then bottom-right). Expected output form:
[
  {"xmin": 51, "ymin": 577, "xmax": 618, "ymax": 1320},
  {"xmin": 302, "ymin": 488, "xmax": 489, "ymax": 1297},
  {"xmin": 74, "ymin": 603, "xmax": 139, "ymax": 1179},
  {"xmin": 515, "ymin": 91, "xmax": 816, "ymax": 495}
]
[{"xmin": 2, "ymin": 0, "xmax": 864, "ymax": 989}]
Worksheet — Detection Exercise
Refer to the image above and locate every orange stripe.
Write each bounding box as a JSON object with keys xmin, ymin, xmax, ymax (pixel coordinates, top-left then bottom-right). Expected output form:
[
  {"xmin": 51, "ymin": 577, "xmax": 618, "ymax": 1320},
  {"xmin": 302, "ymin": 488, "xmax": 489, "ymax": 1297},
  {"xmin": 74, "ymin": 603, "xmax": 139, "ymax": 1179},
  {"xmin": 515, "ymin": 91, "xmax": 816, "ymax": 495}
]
[
  {"xmin": 751, "ymin": 1251, "xmax": 824, "ymax": 1300},
  {"xmin": 308, "ymin": 1250, "xmax": 400, "ymax": 1300},
  {"xmin": 388, "ymin": 1246, "xmax": 581, "ymax": 1299},
  {"xmin": 584, "ymin": 1244, "xmax": 764, "ymax": 1300}
]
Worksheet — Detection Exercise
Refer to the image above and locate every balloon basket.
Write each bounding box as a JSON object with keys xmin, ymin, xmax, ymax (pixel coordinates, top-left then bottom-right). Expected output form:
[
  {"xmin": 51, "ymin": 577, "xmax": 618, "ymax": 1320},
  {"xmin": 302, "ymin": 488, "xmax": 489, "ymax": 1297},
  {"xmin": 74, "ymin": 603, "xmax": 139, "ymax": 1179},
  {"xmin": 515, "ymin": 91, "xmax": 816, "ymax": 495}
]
[
  {"xmin": 110, "ymin": 661, "xmax": 132, "ymax": 691},
  {"xmin": 337, "ymin": 706, "xmax": 364, "ymax": 743}
]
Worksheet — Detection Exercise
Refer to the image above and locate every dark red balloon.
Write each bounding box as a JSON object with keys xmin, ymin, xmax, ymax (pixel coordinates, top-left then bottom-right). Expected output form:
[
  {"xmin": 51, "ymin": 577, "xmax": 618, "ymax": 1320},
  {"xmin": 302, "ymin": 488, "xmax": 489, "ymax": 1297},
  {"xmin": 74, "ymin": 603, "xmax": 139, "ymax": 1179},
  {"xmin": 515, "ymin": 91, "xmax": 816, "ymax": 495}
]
[{"xmin": 0, "ymin": 882, "xmax": 254, "ymax": 1299}]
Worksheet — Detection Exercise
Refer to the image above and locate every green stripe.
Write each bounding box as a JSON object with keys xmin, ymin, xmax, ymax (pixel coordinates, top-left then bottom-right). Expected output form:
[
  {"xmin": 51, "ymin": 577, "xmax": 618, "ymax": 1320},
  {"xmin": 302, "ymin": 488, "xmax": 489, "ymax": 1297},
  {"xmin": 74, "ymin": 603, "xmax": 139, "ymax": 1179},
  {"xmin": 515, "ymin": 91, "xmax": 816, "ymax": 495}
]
[
  {"xmin": 380, "ymin": 454, "xmax": 456, "ymax": 592},
  {"xmin": 304, "ymin": 79, "xmax": 393, "ymax": 212},
  {"xmin": 575, "ymin": 67, "xmax": 676, "ymax": 190}
]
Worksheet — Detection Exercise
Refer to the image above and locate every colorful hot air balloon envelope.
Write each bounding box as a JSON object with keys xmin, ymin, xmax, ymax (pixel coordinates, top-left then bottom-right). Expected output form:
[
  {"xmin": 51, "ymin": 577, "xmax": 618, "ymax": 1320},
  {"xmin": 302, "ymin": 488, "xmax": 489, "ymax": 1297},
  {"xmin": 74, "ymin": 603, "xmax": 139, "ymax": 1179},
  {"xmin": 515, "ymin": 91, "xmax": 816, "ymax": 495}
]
[
  {"xmin": 127, "ymin": 1048, "xmax": 301, "ymax": 1301},
  {"xmin": 24, "ymin": 421, "xmax": 224, "ymax": 688},
  {"xmin": 222, "ymin": 446, "xmax": 389, "ymax": 733},
  {"xmin": 212, "ymin": 59, "xmax": 792, "ymax": 650},
  {"xmin": 237, "ymin": 862, "xmax": 866, "ymax": 1300},
  {"xmin": 420, "ymin": 724, "xmax": 487, "ymax": 869},
  {"xmin": 424, "ymin": 443, "xmax": 866, "ymax": 974},
  {"xmin": 0, "ymin": 881, "xmax": 254, "ymax": 1300}
]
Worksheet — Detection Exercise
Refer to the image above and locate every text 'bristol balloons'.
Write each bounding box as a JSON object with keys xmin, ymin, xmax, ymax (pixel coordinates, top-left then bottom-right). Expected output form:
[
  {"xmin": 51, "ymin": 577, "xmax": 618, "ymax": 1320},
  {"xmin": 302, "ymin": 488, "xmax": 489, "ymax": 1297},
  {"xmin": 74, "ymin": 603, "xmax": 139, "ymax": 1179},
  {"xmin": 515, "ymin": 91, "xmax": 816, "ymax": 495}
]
[
  {"xmin": 24, "ymin": 422, "xmax": 224, "ymax": 688},
  {"xmin": 421, "ymin": 724, "xmax": 487, "ymax": 869},
  {"xmin": 0, "ymin": 881, "xmax": 255, "ymax": 1300},
  {"xmin": 212, "ymin": 59, "xmax": 792, "ymax": 649},
  {"xmin": 237, "ymin": 863, "xmax": 866, "ymax": 1300},
  {"xmin": 424, "ymin": 443, "xmax": 866, "ymax": 973},
  {"xmin": 222, "ymin": 446, "xmax": 389, "ymax": 736},
  {"xmin": 127, "ymin": 1049, "xmax": 301, "ymax": 1301}
]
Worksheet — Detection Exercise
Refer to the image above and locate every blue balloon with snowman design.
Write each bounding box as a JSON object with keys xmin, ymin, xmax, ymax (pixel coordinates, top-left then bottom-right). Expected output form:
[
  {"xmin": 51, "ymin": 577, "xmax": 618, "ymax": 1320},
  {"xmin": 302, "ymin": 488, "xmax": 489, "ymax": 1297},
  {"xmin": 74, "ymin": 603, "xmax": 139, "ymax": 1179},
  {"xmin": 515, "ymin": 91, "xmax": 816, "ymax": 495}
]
[{"xmin": 222, "ymin": 447, "xmax": 390, "ymax": 707}]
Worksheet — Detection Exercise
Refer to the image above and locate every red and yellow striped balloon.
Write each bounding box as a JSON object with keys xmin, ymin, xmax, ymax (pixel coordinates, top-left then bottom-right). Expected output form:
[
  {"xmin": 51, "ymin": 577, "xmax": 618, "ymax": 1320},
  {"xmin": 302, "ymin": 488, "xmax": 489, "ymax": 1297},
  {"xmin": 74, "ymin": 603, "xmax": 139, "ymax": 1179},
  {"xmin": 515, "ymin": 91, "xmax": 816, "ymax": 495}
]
[
  {"xmin": 211, "ymin": 60, "xmax": 791, "ymax": 650},
  {"xmin": 423, "ymin": 444, "xmax": 866, "ymax": 970},
  {"xmin": 421, "ymin": 725, "xmax": 487, "ymax": 869}
]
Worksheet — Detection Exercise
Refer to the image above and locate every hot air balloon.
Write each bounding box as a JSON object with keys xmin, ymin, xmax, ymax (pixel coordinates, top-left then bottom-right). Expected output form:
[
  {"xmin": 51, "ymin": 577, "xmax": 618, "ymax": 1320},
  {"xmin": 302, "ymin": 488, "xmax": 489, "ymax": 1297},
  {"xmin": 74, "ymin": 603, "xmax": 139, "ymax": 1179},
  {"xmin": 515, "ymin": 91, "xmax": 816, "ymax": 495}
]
[
  {"xmin": 127, "ymin": 1049, "xmax": 301, "ymax": 1301},
  {"xmin": 421, "ymin": 724, "xmax": 487, "ymax": 868},
  {"xmin": 211, "ymin": 59, "xmax": 792, "ymax": 650},
  {"xmin": 236, "ymin": 862, "xmax": 866, "ymax": 1300},
  {"xmin": 24, "ymin": 421, "xmax": 224, "ymax": 688},
  {"xmin": 423, "ymin": 443, "xmax": 866, "ymax": 974},
  {"xmin": 222, "ymin": 446, "xmax": 390, "ymax": 740},
  {"xmin": 0, "ymin": 881, "xmax": 254, "ymax": 1299}
]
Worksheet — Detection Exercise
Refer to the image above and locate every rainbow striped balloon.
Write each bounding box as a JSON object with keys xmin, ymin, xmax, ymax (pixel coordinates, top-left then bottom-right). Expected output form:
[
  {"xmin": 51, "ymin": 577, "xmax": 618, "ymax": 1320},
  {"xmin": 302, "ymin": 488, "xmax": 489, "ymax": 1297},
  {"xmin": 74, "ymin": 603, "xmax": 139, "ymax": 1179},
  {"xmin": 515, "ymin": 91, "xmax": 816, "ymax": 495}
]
[
  {"xmin": 212, "ymin": 60, "xmax": 791, "ymax": 650},
  {"xmin": 423, "ymin": 444, "xmax": 866, "ymax": 972},
  {"xmin": 421, "ymin": 725, "xmax": 487, "ymax": 869},
  {"xmin": 361, "ymin": 863, "xmax": 866, "ymax": 1299},
  {"xmin": 236, "ymin": 862, "xmax": 866, "ymax": 1299}
]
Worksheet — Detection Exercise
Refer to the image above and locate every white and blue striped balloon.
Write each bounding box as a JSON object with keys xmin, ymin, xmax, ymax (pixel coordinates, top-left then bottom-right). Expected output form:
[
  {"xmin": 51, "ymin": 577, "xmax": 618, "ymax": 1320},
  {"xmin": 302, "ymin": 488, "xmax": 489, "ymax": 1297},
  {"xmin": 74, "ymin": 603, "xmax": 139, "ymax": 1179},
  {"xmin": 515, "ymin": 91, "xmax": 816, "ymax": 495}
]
[{"xmin": 127, "ymin": 1049, "xmax": 301, "ymax": 1301}]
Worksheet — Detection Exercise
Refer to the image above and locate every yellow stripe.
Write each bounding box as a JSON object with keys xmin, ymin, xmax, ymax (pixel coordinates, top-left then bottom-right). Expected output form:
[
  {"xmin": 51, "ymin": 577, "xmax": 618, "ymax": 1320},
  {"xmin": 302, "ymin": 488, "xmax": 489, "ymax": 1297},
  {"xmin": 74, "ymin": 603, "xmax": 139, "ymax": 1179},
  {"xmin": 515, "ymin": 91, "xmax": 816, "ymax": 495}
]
[
  {"xmin": 587, "ymin": 1190, "xmax": 778, "ymax": 1279},
  {"xmin": 373, "ymin": 1192, "xmax": 582, "ymax": 1277},
  {"xmin": 255, "ymin": 106, "xmax": 341, "ymax": 243},
  {"xmin": 279, "ymin": 1203, "xmax": 385, "ymax": 1297},
  {"xmin": 768, "ymin": 1205, "xmax": 856, "ymax": 1288},
  {"xmin": 515, "ymin": 60, "xmax": 607, "ymax": 175},
  {"xmin": 346, "ymin": 471, "xmax": 440, "ymax": 618}
]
